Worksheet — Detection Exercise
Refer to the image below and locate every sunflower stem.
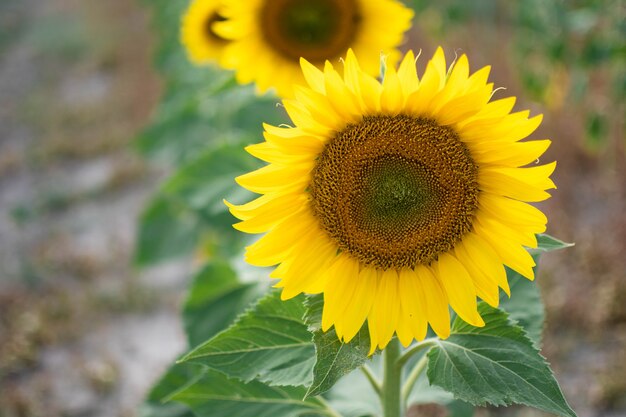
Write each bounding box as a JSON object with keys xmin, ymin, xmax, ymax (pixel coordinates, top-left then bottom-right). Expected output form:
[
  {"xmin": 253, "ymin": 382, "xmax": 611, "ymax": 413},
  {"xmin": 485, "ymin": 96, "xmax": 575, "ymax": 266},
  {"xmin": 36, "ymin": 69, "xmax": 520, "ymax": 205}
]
[
  {"xmin": 317, "ymin": 397, "xmax": 344, "ymax": 417},
  {"xmin": 360, "ymin": 364, "xmax": 382, "ymax": 396},
  {"xmin": 396, "ymin": 338, "xmax": 437, "ymax": 368},
  {"xmin": 382, "ymin": 338, "xmax": 403, "ymax": 417},
  {"xmin": 401, "ymin": 354, "xmax": 428, "ymax": 405}
]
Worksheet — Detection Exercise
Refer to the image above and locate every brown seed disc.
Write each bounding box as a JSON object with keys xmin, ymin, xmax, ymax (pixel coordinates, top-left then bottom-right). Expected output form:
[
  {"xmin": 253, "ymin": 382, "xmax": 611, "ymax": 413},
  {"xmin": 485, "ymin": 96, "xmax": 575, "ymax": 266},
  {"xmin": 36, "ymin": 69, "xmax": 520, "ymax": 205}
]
[
  {"xmin": 310, "ymin": 115, "xmax": 479, "ymax": 269},
  {"xmin": 259, "ymin": 0, "xmax": 361, "ymax": 64},
  {"xmin": 203, "ymin": 12, "xmax": 228, "ymax": 43}
]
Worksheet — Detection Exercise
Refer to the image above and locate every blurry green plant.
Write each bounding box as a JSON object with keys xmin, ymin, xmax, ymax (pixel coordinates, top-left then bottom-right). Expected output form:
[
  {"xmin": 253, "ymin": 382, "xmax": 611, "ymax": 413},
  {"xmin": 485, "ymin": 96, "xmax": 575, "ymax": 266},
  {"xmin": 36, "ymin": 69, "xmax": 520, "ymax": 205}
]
[
  {"xmin": 134, "ymin": 1, "xmax": 581, "ymax": 417},
  {"xmin": 133, "ymin": 0, "xmax": 287, "ymax": 267},
  {"xmin": 411, "ymin": 0, "xmax": 625, "ymax": 151}
]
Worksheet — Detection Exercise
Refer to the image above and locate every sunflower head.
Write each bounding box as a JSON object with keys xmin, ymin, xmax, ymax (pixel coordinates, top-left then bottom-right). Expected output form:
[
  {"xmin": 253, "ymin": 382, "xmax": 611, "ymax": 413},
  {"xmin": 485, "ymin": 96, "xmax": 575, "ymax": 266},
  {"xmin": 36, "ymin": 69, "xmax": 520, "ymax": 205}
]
[
  {"xmin": 228, "ymin": 48, "xmax": 556, "ymax": 353},
  {"xmin": 213, "ymin": 0, "xmax": 414, "ymax": 97},
  {"xmin": 181, "ymin": 0, "xmax": 230, "ymax": 65}
]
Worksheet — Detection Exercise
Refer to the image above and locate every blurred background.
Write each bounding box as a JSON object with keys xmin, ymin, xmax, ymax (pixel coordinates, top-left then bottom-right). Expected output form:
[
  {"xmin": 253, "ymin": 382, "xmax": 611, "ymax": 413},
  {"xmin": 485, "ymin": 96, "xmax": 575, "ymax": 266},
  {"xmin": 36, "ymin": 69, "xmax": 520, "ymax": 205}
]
[{"xmin": 0, "ymin": 0, "xmax": 624, "ymax": 417}]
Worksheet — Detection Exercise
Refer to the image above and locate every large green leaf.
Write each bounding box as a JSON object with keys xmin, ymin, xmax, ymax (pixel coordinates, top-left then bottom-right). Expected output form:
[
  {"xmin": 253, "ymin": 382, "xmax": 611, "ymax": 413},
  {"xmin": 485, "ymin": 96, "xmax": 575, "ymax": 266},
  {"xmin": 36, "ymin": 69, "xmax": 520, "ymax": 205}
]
[
  {"xmin": 134, "ymin": 194, "xmax": 201, "ymax": 266},
  {"xmin": 499, "ymin": 233, "xmax": 572, "ymax": 346},
  {"xmin": 140, "ymin": 261, "xmax": 262, "ymax": 417},
  {"xmin": 180, "ymin": 289, "xmax": 315, "ymax": 387},
  {"xmin": 170, "ymin": 369, "xmax": 326, "ymax": 417},
  {"xmin": 324, "ymin": 365, "xmax": 380, "ymax": 417},
  {"xmin": 134, "ymin": 143, "xmax": 262, "ymax": 265},
  {"xmin": 304, "ymin": 295, "xmax": 371, "ymax": 398},
  {"xmin": 427, "ymin": 303, "xmax": 577, "ymax": 417},
  {"xmin": 183, "ymin": 260, "xmax": 262, "ymax": 347},
  {"xmin": 139, "ymin": 362, "xmax": 205, "ymax": 417},
  {"xmin": 499, "ymin": 262, "xmax": 544, "ymax": 348},
  {"xmin": 162, "ymin": 142, "xmax": 260, "ymax": 214}
]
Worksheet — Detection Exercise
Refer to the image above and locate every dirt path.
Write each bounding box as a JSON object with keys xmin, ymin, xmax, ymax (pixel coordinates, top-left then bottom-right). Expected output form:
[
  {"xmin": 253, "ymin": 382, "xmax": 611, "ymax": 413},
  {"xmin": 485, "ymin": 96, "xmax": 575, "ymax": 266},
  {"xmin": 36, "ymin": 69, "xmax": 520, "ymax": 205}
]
[{"xmin": 0, "ymin": 1, "xmax": 191, "ymax": 416}]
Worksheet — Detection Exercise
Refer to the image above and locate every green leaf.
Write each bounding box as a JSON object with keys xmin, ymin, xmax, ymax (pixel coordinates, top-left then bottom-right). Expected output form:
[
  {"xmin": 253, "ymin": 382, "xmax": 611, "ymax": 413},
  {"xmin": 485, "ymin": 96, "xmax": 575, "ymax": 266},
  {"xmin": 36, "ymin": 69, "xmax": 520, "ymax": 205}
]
[
  {"xmin": 162, "ymin": 143, "xmax": 260, "ymax": 214},
  {"xmin": 407, "ymin": 367, "xmax": 455, "ymax": 406},
  {"xmin": 138, "ymin": 403, "xmax": 192, "ymax": 417},
  {"xmin": 427, "ymin": 303, "xmax": 577, "ymax": 417},
  {"xmin": 499, "ymin": 262, "xmax": 544, "ymax": 348},
  {"xmin": 140, "ymin": 362, "xmax": 205, "ymax": 417},
  {"xmin": 499, "ymin": 234, "xmax": 572, "ymax": 346},
  {"xmin": 140, "ymin": 261, "xmax": 263, "ymax": 417},
  {"xmin": 304, "ymin": 295, "xmax": 371, "ymax": 398},
  {"xmin": 532, "ymin": 234, "xmax": 574, "ymax": 254},
  {"xmin": 324, "ymin": 365, "xmax": 380, "ymax": 417},
  {"xmin": 180, "ymin": 289, "xmax": 315, "ymax": 387},
  {"xmin": 170, "ymin": 369, "xmax": 326, "ymax": 417},
  {"xmin": 183, "ymin": 260, "xmax": 262, "ymax": 347},
  {"xmin": 134, "ymin": 194, "xmax": 201, "ymax": 266}
]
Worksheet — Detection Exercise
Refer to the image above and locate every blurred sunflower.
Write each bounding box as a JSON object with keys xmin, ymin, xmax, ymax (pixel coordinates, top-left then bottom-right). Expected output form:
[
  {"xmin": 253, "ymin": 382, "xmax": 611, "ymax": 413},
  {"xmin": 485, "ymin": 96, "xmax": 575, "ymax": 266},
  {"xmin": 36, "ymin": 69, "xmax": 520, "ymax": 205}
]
[
  {"xmin": 213, "ymin": 0, "xmax": 413, "ymax": 97},
  {"xmin": 228, "ymin": 49, "xmax": 555, "ymax": 353},
  {"xmin": 181, "ymin": 0, "xmax": 229, "ymax": 64}
]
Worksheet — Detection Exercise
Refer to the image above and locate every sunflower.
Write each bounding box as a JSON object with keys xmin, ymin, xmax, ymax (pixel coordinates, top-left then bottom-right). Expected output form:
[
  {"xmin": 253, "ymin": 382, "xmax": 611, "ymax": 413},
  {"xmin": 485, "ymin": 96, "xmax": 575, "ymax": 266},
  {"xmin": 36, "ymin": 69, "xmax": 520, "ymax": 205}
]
[
  {"xmin": 213, "ymin": 0, "xmax": 413, "ymax": 97},
  {"xmin": 227, "ymin": 48, "xmax": 555, "ymax": 353},
  {"xmin": 181, "ymin": 0, "xmax": 229, "ymax": 65}
]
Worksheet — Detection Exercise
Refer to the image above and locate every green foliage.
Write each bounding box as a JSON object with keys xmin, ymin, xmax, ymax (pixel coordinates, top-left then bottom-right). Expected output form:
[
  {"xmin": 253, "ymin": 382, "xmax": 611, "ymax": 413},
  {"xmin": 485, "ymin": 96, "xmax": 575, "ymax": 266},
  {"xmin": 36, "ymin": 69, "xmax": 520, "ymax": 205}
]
[
  {"xmin": 133, "ymin": 141, "xmax": 262, "ymax": 266},
  {"xmin": 427, "ymin": 303, "xmax": 576, "ymax": 417},
  {"xmin": 533, "ymin": 234, "xmax": 575, "ymax": 254},
  {"xmin": 183, "ymin": 261, "xmax": 262, "ymax": 347},
  {"xmin": 411, "ymin": 0, "xmax": 625, "ymax": 150},
  {"xmin": 140, "ymin": 261, "xmax": 265, "ymax": 417},
  {"xmin": 304, "ymin": 295, "xmax": 371, "ymax": 398},
  {"xmin": 137, "ymin": 0, "xmax": 580, "ymax": 414},
  {"xmin": 134, "ymin": 194, "xmax": 202, "ymax": 266},
  {"xmin": 499, "ymin": 266, "xmax": 544, "ymax": 347},
  {"xmin": 137, "ymin": 0, "xmax": 286, "ymax": 166},
  {"xmin": 181, "ymin": 290, "xmax": 316, "ymax": 387},
  {"xmin": 170, "ymin": 369, "xmax": 327, "ymax": 417},
  {"xmin": 140, "ymin": 362, "xmax": 203, "ymax": 417}
]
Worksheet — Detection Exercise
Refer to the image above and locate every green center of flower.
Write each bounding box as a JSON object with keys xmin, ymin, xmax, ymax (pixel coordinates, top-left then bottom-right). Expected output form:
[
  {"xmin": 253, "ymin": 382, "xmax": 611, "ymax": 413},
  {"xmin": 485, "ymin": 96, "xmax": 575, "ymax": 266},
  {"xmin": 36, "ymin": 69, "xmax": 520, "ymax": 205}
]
[
  {"xmin": 358, "ymin": 156, "xmax": 441, "ymax": 233},
  {"xmin": 310, "ymin": 115, "xmax": 479, "ymax": 269},
  {"xmin": 260, "ymin": 0, "xmax": 360, "ymax": 63}
]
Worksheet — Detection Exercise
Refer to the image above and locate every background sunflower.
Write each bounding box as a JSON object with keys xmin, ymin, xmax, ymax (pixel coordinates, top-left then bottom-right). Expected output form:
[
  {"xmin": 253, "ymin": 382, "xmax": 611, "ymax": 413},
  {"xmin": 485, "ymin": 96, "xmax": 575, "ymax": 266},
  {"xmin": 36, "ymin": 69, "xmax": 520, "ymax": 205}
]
[
  {"xmin": 213, "ymin": 0, "xmax": 414, "ymax": 97},
  {"xmin": 181, "ymin": 0, "xmax": 229, "ymax": 64}
]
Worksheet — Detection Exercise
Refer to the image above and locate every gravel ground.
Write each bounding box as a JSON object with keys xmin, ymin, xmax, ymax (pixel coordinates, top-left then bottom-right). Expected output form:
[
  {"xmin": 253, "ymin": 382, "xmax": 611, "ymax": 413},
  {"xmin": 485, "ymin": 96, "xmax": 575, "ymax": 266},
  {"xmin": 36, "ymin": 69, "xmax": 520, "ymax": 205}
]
[{"xmin": 0, "ymin": 0, "xmax": 190, "ymax": 416}]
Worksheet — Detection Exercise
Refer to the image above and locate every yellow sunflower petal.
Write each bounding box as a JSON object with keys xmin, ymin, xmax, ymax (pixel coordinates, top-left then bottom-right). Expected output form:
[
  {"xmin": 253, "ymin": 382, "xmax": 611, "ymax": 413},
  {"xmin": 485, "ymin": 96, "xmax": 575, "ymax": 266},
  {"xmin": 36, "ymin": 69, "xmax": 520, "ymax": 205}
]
[
  {"xmin": 244, "ymin": 210, "xmax": 316, "ymax": 266},
  {"xmin": 380, "ymin": 64, "xmax": 404, "ymax": 114},
  {"xmin": 276, "ymin": 233, "xmax": 337, "ymax": 299},
  {"xmin": 479, "ymin": 162, "xmax": 556, "ymax": 202},
  {"xmin": 321, "ymin": 254, "xmax": 361, "ymax": 332},
  {"xmin": 300, "ymin": 58, "xmax": 326, "ymax": 94},
  {"xmin": 216, "ymin": 0, "xmax": 413, "ymax": 97},
  {"xmin": 236, "ymin": 162, "xmax": 311, "ymax": 194},
  {"xmin": 398, "ymin": 268, "xmax": 428, "ymax": 341},
  {"xmin": 397, "ymin": 50, "xmax": 419, "ymax": 96},
  {"xmin": 368, "ymin": 269, "xmax": 400, "ymax": 350},
  {"xmin": 470, "ymin": 139, "xmax": 551, "ymax": 167},
  {"xmin": 474, "ymin": 222, "xmax": 537, "ymax": 280},
  {"xmin": 475, "ymin": 213, "xmax": 539, "ymax": 248},
  {"xmin": 479, "ymin": 193, "xmax": 548, "ymax": 230},
  {"xmin": 454, "ymin": 242, "xmax": 500, "ymax": 307},
  {"xmin": 339, "ymin": 266, "xmax": 378, "ymax": 343},
  {"xmin": 462, "ymin": 232, "xmax": 510, "ymax": 296},
  {"xmin": 436, "ymin": 253, "xmax": 485, "ymax": 327},
  {"xmin": 181, "ymin": 0, "xmax": 230, "ymax": 64},
  {"xmin": 417, "ymin": 265, "xmax": 450, "ymax": 339},
  {"xmin": 231, "ymin": 193, "xmax": 308, "ymax": 233}
]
